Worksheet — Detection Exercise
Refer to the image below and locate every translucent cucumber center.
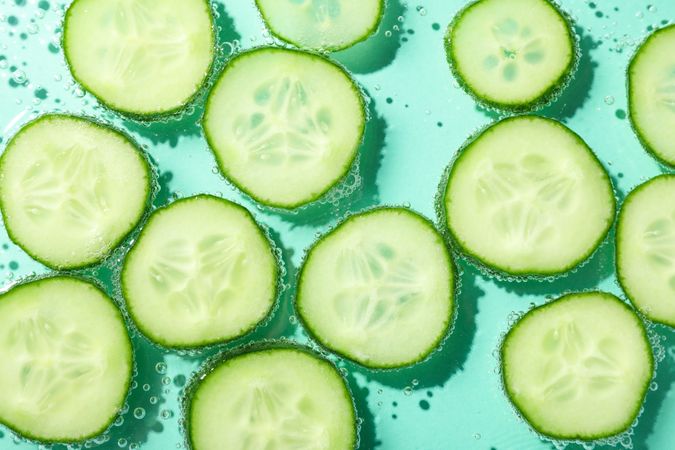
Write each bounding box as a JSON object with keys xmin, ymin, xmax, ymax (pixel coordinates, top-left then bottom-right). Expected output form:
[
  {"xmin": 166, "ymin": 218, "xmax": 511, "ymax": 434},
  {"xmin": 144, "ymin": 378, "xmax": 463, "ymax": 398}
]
[
  {"xmin": 331, "ymin": 242, "xmax": 424, "ymax": 337},
  {"xmin": 233, "ymin": 77, "xmax": 332, "ymax": 167},
  {"xmin": 21, "ymin": 143, "xmax": 109, "ymax": 232},
  {"xmin": 483, "ymin": 18, "xmax": 546, "ymax": 82},
  {"xmin": 102, "ymin": 0, "xmax": 191, "ymax": 86},
  {"xmin": 6, "ymin": 315, "xmax": 103, "ymax": 414},
  {"xmin": 656, "ymin": 67, "xmax": 675, "ymax": 112},
  {"xmin": 537, "ymin": 321, "xmax": 623, "ymax": 403},
  {"xmin": 475, "ymin": 154, "xmax": 576, "ymax": 247},
  {"xmin": 642, "ymin": 213, "xmax": 675, "ymax": 290},
  {"xmin": 148, "ymin": 235, "xmax": 245, "ymax": 320},
  {"xmin": 231, "ymin": 381, "xmax": 329, "ymax": 450}
]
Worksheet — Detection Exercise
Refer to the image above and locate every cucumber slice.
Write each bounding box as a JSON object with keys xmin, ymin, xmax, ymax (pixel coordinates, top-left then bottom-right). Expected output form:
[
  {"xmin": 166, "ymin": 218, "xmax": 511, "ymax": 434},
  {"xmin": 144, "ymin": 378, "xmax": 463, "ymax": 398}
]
[
  {"xmin": 445, "ymin": 0, "xmax": 576, "ymax": 111},
  {"xmin": 628, "ymin": 25, "xmax": 675, "ymax": 166},
  {"xmin": 187, "ymin": 345, "xmax": 356, "ymax": 450},
  {"xmin": 501, "ymin": 292, "xmax": 653, "ymax": 440},
  {"xmin": 63, "ymin": 0, "xmax": 215, "ymax": 117},
  {"xmin": 0, "ymin": 115, "xmax": 151, "ymax": 270},
  {"xmin": 255, "ymin": 0, "xmax": 383, "ymax": 51},
  {"xmin": 122, "ymin": 195, "xmax": 278, "ymax": 348},
  {"xmin": 297, "ymin": 208, "xmax": 454, "ymax": 368},
  {"xmin": 0, "ymin": 277, "xmax": 132, "ymax": 443},
  {"xmin": 203, "ymin": 47, "xmax": 365, "ymax": 209},
  {"xmin": 443, "ymin": 116, "xmax": 614, "ymax": 276},
  {"xmin": 617, "ymin": 175, "xmax": 675, "ymax": 327}
]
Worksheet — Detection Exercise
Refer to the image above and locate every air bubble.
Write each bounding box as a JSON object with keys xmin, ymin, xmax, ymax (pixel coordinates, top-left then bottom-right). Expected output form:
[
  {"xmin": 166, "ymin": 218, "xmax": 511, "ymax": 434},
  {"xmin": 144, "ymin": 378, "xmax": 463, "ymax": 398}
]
[
  {"xmin": 133, "ymin": 407, "xmax": 146, "ymax": 419},
  {"xmin": 149, "ymin": 396, "xmax": 158, "ymax": 405},
  {"xmin": 604, "ymin": 96, "xmax": 615, "ymax": 105},
  {"xmin": 11, "ymin": 70, "xmax": 26, "ymax": 84},
  {"xmin": 160, "ymin": 409, "xmax": 173, "ymax": 420},
  {"xmin": 162, "ymin": 376, "xmax": 172, "ymax": 385},
  {"xmin": 117, "ymin": 438, "xmax": 127, "ymax": 448},
  {"xmin": 155, "ymin": 362, "xmax": 167, "ymax": 374},
  {"xmin": 384, "ymin": 30, "xmax": 392, "ymax": 37},
  {"xmin": 403, "ymin": 386, "xmax": 413, "ymax": 396},
  {"xmin": 473, "ymin": 433, "xmax": 481, "ymax": 440},
  {"xmin": 416, "ymin": 6, "xmax": 427, "ymax": 16}
]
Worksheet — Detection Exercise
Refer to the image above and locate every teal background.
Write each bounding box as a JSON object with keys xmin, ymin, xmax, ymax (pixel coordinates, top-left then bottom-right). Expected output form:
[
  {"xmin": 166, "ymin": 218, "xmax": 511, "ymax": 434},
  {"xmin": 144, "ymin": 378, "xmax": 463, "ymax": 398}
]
[{"xmin": 0, "ymin": 0, "xmax": 674, "ymax": 449}]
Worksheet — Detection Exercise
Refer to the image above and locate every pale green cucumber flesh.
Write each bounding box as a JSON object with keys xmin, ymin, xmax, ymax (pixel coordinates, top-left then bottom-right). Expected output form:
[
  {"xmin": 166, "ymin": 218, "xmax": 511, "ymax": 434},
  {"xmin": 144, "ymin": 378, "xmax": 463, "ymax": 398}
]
[
  {"xmin": 617, "ymin": 175, "xmax": 675, "ymax": 327},
  {"xmin": 255, "ymin": 0, "xmax": 383, "ymax": 51},
  {"xmin": 628, "ymin": 24, "xmax": 675, "ymax": 166},
  {"xmin": 122, "ymin": 195, "xmax": 278, "ymax": 348},
  {"xmin": 443, "ymin": 115, "xmax": 615, "ymax": 276},
  {"xmin": 501, "ymin": 292, "xmax": 653, "ymax": 440},
  {"xmin": 0, "ymin": 277, "xmax": 132, "ymax": 443},
  {"xmin": 188, "ymin": 346, "xmax": 356, "ymax": 450},
  {"xmin": 203, "ymin": 47, "xmax": 365, "ymax": 209},
  {"xmin": 446, "ymin": 0, "xmax": 576, "ymax": 111},
  {"xmin": 0, "ymin": 115, "xmax": 151, "ymax": 270},
  {"xmin": 297, "ymin": 208, "xmax": 454, "ymax": 368},
  {"xmin": 63, "ymin": 0, "xmax": 215, "ymax": 116}
]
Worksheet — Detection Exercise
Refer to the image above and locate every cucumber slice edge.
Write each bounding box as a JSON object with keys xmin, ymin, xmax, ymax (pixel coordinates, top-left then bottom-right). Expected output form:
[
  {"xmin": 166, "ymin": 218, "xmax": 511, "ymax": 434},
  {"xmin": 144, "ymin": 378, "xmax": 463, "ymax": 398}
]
[
  {"xmin": 500, "ymin": 291, "xmax": 654, "ymax": 441},
  {"xmin": 203, "ymin": 46, "xmax": 367, "ymax": 209},
  {"xmin": 0, "ymin": 113, "xmax": 153, "ymax": 271},
  {"xmin": 444, "ymin": 0, "xmax": 578, "ymax": 112},
  {"xmin": 183, "ymin": 341, "xmax": 358, "ymax": 450},
  {"xmin": 0, "ymin": 275, "xmax": 133, "ymax": 444},
  {"xmin": 121, "ymin": 194, "xmax": 281, "ymax": 349},
  {"xmin": 296, "ymin": 206, "xmax": 456, "ymax": 369},
  {"xmin": 616, "ymin": 174, "xmax": 675, "ymax": 327},
  {"xmin": 440, "ymin": 115, "xmax": 616, "ymax": 277},
  {"xmin": 255, "ymin": 0, "xmax": 385, "ymax": 52},
  {"xmin": 627, "ymin": 24, "xmax": 675, "ymax": 168},
  {"xmin": 62, "ymin": 0, "xmax": 217, "ymax": 119}
]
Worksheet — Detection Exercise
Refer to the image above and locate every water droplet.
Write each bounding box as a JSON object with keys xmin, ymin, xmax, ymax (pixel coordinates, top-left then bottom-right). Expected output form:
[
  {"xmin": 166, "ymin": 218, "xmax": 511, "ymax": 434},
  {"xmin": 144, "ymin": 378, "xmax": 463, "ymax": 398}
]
[
  {"xmin": 211, "ymin": 166, "xmax": 219, "ymax": 174},
  {"xmin": 129, "ymin": 444, "xmax": 139, "ymax": 450},
  {"xmin": 149, "ymin": 396, "xmax": 158, "ymax": 405},
  {"xmin": 162, "ymin": 376, "xmax": 171, "ymax": 385},
  {"xmin": 647, "ymin": 4, "xmax": 657, "ymax": 12},
  {"xmin": 474, "ymin": 433, "xmax": 481, "ymax": 440},
  {"xmin": 416, "ymin": 6, "xmax": 427, "ymax": 16},
  {"xmin": 11, "ymin": 70, "xmax": 27, "ymax": 85},
  {"xmin": 133, "ymin": 407, "xmax": 145, "ymax": 419},
  {"xmin": 403, "ymin": 386, "xmax": 413, "ymax": 396},
  {"xmin": 604, "ymin": 95, "xmax": 615, "ymax": 105},
  {"xmin": 160, "ymin": 409, "xmax": 173, "ymax": 420},
  {"xmin": 636, "ymin": 11, "xmax": 644, "ymax": 18},
  {"xmin": 411, "ymin": 379, "xmax": 419, "ymax": 386},
  {"xmin": 73, "ymin": 87, "xmax": 84, "ymax": 98},
  {"xmin": 117, "ymin": 438, "xmax": 127, "ymax": 448},
  {"xmin": 384, "ymin": 30, "xmax": 392, "ymax": 37},
  {"xmin": 142, "ymin": 383, "xmax": 150, "ymax": 392}
]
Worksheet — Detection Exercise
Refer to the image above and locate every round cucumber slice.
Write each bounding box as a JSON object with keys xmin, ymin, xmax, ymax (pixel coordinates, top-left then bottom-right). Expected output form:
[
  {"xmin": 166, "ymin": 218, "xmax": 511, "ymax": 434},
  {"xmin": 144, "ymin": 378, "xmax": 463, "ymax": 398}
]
[
  {"xmin": 628, "ymin": 25, "xmax": 675, "ymax": 166},
  {"xmin": 203, "ymin": 47, "xmax": 365, "ymax": 209},
  {"xmin": 187, "ymin": 345, "xmax": 356, "ymax": 450},
  {"xmin": 0, "ymin": 277, "xmax": 132, "ymax": 443},
  {"xmin": 0, "ymin": 115, "xmax": 151, "ymax": 270},
  {"xmin": 617, "ymin": 175, "xmax": 675, "ymax": 327},
  {"xmin": 255, "ymin": 0, "xmax": 383, "ymax": 51},
  {"xmin": 501, "ymin": 292, "xmax": 653, "ymax": 440},
  {"xmin": 443, "ymin": 115, "xmax": 615, "ymax": 276},
  {"xmin": 63, "ymin": 0, "xmax": 215, "ymax": 117},
  {"xmin": 122, "ymin": 195, "xmax": 278, "ymax": 348},
  {"xmin": 445, "ymin": 0, "xmax": 576, "ymax": 111},
  {"xmin": 297, "ymin": 208, "xmax": 454, "ymax": 368}
]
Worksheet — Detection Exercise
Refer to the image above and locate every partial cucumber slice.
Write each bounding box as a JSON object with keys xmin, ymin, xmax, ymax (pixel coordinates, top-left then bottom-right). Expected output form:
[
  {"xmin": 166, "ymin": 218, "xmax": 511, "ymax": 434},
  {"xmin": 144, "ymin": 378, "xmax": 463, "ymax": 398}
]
[
  {"xmin": 445, "ymin": 0, "xmax": 576, "ymax": 111},
  {"xmin": 297, "ymin": 208, "xmax": 454, "ymax": 368},
  {"xmin": 443, "ymin": 116, "xmax": 614, "ymax": 276},
  {"xmin": 0, "ymin": 115, "xmax": 151, "ymax": 270},
  {"xmin": 255, "ymin": 0, "xmax": 383, "ymax": 51},
  {"xmin": 203, "ymin": 47, "xmax": 365, "ymax": 209},
  {"xmin": 617, "ymin": 175, "xmax": 675, "ymax": 327},
  {"xmin": 0, "ymin": 277, "xmax": 132, "ymax": 443},
  {"xmin": 122, "ymin": 195, "xmax": 278, "ymax": 348},
  {"xmin": 64, "ymin": 0, "xmax": 215, "ymax": 116},
  {"xmin": 628, "ymin": 25, "xmax": 675, "ymax": 166},
  {"xmin": 187, "ymin": 345, "xmax": 356, "ymax": 450},
  {"xmin": 501, "ymin": 292, "xmax": 653, "ymax": 440}
]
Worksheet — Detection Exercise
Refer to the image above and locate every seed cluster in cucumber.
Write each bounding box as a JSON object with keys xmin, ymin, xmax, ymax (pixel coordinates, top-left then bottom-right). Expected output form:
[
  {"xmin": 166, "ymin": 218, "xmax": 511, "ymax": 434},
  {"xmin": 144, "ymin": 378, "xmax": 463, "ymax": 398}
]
[
  {"xmin": 442, "ymin": 115, "xmax": 615, "ymax": 276},
  {"xmin": 445, "ymin": 0, "xmax": 576, "ymax": 111},
  {"xmin": 203, "ymin": 47, "xmax": 366, "ymax": 209},
  {"xmin": 187, "ymin": 345, "xmax": 356, "ymax": 450},
  {"xmin": 0, "ymin": 277, "xmax": 132, "ymax": 443},
  {"xmin": 122, "ymin": 195, "xmax": 278, "ymax": 348},
  {"xmin": 617, "ymin": 175, "xmax": 675, "ymax": 327},
  {"xmin": 0, "ymin": 115, "xmax": 151, "ymax": 270},
  {"xmin": 501, "ymin": 292, "xmax": 653, "ymax": 440},
  {"xmin": 628, "ymin": 24, "xmax": 675, "ymax": 166},
  {"xmin": 297, "ymin": 208, "xmax": 454, "ymax": 368},
  {"xmin": 255, "ymin": 0, "xmax": 383, "ymax": 51},
  {"xmin": 63, "ymin": 0, "xmax": 215, "ymax": 116}
]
